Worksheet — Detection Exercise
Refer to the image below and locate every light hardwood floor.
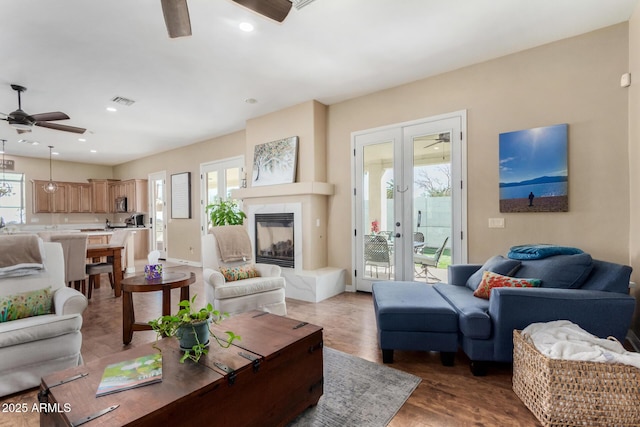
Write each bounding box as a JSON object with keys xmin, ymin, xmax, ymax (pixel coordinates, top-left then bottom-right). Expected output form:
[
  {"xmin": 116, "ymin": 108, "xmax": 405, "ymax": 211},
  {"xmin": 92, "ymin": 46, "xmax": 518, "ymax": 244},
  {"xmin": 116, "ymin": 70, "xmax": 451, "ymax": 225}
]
[{"xmin": 0, "ymin": 263, "xmax": 541, "ymax": 426}]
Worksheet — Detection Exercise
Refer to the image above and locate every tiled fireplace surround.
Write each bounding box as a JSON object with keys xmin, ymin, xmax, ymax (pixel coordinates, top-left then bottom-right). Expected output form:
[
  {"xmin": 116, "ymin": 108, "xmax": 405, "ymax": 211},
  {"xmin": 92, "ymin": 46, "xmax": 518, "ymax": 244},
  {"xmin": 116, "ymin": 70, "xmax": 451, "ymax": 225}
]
[{"xmin": 233, "ymin": 184, "xmax": 345, "ymax": 303}]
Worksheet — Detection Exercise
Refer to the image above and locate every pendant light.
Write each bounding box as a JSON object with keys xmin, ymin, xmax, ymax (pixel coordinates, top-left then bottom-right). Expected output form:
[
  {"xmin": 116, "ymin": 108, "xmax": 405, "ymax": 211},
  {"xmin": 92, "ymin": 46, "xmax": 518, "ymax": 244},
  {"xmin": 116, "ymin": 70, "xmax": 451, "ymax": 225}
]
[
  {"xmin": 0, "ymin": 140, "xmax": 12, "ymax": 198},
  {"xmin": 43, "ymin": 145, "xmax": 58, "ymax": 194}
]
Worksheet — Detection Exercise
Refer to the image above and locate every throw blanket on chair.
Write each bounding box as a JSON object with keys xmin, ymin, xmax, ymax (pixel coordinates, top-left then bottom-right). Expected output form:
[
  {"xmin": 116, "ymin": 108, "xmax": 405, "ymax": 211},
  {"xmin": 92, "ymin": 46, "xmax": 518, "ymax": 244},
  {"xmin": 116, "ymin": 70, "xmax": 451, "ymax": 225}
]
[
  {"xmin": 508, "ymin": 244, "xmax": 583, "ymax": 260},
  {"xmin": 210, "ymin": 225, "xmax": 252, "ymax": 263},
  {"xmin": 0, "ymin": 235, "xmax": 45, "ymax": 277}
]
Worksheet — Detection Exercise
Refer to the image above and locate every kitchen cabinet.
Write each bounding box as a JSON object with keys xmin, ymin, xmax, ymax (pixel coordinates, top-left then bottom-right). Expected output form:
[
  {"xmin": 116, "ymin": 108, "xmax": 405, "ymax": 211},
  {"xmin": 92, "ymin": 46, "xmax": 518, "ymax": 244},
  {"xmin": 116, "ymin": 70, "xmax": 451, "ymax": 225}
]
[
  {"xmin": 67, "ymin": 183, "xmax": 92, "ymax": 213},
  {"xmin": 88, "ymin": 179, "xmax": 118, "ymax": 214},
  {"xmin": 132, "ymin": 228, "xmax": 149, "ymax": 260},
  {"xmin": 109, "ymin": 179, "xmax": 148, "ymax": 213},
  {"xmin": 32, "ymin": 180, "xmax": 67, "ymax": 213}
]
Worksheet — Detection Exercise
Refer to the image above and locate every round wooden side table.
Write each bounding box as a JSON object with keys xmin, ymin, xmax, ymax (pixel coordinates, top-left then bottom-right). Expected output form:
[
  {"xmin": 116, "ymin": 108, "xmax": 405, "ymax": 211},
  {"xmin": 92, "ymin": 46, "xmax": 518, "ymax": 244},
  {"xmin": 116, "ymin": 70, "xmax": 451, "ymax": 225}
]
[{"xmin": 121, "ymin": 271, "xmax": 196, "ymax": 345}]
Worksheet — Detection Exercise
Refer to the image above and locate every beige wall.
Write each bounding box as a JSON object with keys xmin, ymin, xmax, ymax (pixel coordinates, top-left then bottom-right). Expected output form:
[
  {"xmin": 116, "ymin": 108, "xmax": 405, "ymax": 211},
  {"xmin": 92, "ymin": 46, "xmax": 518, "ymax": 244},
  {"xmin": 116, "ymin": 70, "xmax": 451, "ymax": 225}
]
[
  {"xmin": 7, "ymin": 24, "xmax": 633, "ymax": 279},
  {"xmin": 113, "ymin": 130, "xmax": 245, "ymax": 262},
  {"xmin": 327, "ymin": 23, "xmax": 630, "ymax": 280}
]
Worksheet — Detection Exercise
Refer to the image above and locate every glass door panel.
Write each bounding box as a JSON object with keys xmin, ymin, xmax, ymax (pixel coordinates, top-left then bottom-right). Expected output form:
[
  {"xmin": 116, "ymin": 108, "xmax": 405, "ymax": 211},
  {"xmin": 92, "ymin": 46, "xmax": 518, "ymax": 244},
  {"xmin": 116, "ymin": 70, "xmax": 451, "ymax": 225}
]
[
  {"xmin": 362, "ymin": 141, "xmax": 395, "ymax": 283},
  {"xmin": 200, "ymin": 157, "xmax": 244, "ymax": 234},
  {"xmin": 412, "ymin": 132, "xmax": 452, "ymax": 282},
  {"xmin": 148, "ymin": 172, "xmax": 167, "ymax": 259}
]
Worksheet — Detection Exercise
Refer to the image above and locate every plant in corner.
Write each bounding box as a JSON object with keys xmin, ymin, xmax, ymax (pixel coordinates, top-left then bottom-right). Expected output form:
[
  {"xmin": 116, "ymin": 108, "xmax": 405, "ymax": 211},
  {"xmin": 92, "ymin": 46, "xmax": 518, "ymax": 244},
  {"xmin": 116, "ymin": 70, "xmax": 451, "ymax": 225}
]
[
  {"xmin": 149, "ymin": 295, "xmax": 241, "ymax": 363},
  {"xmin": 205, "ymin": 198, "xmax": 247, "ymax": 227}
]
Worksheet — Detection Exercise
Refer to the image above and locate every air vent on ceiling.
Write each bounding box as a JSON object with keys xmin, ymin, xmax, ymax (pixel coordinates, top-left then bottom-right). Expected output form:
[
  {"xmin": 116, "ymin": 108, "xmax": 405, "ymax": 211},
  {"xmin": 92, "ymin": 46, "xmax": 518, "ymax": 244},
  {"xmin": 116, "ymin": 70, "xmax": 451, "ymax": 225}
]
[
  {"xmin": 111, "ymin": 96, "xmax": 136, "ymax": 106},
  {"xmin": 292, "ymin": 0, "xmax": 317, "ymax": 10}
]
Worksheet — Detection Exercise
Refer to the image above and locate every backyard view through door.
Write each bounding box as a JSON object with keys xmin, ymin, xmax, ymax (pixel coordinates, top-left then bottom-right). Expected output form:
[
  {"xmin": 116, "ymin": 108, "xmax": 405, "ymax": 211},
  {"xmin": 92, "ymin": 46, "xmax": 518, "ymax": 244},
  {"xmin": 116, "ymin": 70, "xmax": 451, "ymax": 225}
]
[
  {"xmin": 353, "ymin": 113, "xmax": 466, "ymax": 292},
  {"xmin": 149, "ymin": 172, "xmax": 167, "ymax": 259}
]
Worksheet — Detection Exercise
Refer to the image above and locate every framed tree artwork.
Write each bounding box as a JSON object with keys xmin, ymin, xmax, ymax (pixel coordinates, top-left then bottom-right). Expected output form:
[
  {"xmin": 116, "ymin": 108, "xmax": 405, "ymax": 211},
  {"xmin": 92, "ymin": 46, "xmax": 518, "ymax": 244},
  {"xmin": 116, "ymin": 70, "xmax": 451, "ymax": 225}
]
[
  {"xmin": 252, "ymin": 136, "xmax": 299, "ymax": 187},
  {"xmin": 499, "ymin": 124, "xmax": 568, "ymax": 213}
]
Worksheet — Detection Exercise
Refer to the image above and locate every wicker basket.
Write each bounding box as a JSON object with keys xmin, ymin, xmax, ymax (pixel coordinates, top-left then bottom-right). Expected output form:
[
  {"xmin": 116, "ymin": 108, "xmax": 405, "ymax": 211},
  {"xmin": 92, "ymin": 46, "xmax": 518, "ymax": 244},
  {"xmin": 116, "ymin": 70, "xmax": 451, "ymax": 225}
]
[{"xmin": 512, "ymin": 330, "xmax": 640, "ymax": 427}]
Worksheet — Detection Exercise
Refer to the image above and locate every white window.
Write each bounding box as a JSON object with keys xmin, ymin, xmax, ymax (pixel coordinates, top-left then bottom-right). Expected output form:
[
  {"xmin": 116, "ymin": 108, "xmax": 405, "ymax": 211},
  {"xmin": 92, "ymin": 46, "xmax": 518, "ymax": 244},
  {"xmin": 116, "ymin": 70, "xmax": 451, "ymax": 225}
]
[{"xmin": 0, "ymin": 172, "xmax": 26, "ymax": 225}]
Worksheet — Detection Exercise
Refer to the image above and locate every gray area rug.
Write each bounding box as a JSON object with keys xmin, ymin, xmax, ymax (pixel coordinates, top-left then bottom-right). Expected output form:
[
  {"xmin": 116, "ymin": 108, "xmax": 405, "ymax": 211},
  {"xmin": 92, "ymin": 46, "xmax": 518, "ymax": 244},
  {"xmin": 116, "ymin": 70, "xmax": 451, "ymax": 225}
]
[{"xmin": 289, "ymin": 347, "xmax": 421, "ymax": 427}]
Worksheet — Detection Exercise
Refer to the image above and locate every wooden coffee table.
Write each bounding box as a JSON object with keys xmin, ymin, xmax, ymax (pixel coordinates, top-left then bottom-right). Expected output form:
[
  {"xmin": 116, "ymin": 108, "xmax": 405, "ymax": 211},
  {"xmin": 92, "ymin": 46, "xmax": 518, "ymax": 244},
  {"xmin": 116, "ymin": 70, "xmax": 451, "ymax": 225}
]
[
  {"xmin": 40, "ymin": 311, "xmax": 323, "ymax": 427},
  {"xmin": 121, "ymin": 271, "xmax": 195, "ymax": 345}
]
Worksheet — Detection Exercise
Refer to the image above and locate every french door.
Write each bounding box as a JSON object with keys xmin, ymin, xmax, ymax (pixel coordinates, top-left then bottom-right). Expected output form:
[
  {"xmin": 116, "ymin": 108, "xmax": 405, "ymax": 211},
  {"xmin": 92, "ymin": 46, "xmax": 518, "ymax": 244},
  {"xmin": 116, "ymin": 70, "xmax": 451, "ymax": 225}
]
[
  {"xmin": 352, "ymin": 112, "xmax": 467, "ymax": 291},
  {"xmin": 200, "ymin": 156, "xmax": 244, "ymax": 235},
  {"xmin": 148, "ymin": 171, "xmax": 167, "ymax": 259}
]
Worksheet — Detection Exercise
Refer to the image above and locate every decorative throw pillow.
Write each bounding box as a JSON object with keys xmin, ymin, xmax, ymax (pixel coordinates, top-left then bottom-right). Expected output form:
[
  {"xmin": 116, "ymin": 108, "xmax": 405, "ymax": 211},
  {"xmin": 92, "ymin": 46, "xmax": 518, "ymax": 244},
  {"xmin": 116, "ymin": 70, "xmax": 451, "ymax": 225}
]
[
  {"xmin": 219, "ymin": 265, "xmax": 260, "ymax": 282},
  {"xmin": 0, "ymin": 287, "xmax": 53, "ymax": 322},
  {"xmin": 465, "ymin": 255, "xmax": 522, "ymax": 291},
  {"xmin": 473, "ymin": 271, "xmax": 541, "ymax": 299}
]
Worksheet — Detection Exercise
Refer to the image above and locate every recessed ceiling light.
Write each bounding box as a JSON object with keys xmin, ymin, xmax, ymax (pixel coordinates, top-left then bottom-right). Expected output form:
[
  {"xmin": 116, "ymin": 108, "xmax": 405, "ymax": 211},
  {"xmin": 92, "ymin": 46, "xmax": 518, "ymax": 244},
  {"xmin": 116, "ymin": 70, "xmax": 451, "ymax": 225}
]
[
  {"xmin": 78, "ymin": 138, "xmax": 86, "ymax": 142},
  {"xmin": 90, "ymin": 149, "xmax": 97, "ymax": 153},
  {"xmin": 52, "ymin": 151, "xmax": 59, "ymax": 156},
  {"xmin": 239, "ymin": 22, "xmax": 254, "ymax": 32},
  {"xmin": 106, "ymin": 107, "xmax": 117, "ymax": 112}
]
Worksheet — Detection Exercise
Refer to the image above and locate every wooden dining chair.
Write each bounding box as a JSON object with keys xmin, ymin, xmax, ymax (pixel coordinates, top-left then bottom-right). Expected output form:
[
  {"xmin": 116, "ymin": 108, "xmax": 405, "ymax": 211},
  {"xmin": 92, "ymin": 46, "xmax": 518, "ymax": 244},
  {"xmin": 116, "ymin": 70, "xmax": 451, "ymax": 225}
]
[{"xmin": 85, "ymin": 229, "xmax": 131, "ymax": 299}]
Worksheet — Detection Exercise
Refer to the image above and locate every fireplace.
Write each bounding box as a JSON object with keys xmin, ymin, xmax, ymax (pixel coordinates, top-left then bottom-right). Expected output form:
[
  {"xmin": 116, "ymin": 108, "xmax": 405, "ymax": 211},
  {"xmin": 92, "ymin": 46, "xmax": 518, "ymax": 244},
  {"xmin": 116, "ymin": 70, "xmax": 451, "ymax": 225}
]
[{"xmin": 255, "ymin": 213, "xmax": 295, "ymax": 268}]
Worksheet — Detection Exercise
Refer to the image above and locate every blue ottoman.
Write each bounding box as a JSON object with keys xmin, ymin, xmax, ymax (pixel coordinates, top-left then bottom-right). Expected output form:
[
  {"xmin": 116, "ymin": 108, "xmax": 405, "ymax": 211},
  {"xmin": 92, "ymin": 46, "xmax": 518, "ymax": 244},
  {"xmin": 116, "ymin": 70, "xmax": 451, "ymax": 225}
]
[{"xmin": 373, "ymin": 281, "xmax": 459, "ymax": 365}]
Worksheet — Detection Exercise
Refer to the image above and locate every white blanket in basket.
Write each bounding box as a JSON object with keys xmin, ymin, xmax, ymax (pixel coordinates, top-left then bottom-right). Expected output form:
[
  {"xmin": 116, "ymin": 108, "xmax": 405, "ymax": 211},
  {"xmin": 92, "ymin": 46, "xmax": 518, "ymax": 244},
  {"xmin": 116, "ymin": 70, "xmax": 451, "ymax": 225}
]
[{"xmin": 522, "ymin": 320, "xmax": 640, "ymax": 369}]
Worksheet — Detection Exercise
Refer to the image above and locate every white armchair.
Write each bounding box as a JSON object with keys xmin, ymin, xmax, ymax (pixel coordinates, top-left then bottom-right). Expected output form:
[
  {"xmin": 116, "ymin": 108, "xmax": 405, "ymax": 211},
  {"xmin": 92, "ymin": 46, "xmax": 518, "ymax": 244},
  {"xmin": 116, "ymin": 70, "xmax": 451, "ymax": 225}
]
[
  {"xmin": 202, "ymin": 228, "xmax": 286, "ymax": 316},
  {"xmin": 0, "ymin": 238, "xmax": 87, "ymax": 397}
]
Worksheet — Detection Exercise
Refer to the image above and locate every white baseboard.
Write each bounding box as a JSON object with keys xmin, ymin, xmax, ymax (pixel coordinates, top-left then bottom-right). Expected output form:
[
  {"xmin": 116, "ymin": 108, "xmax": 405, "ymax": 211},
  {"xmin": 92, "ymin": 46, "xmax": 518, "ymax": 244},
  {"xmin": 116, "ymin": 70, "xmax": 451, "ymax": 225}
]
[{"xmin": 165, "ymin": 258, "xmax": 202, "ymax": 268}]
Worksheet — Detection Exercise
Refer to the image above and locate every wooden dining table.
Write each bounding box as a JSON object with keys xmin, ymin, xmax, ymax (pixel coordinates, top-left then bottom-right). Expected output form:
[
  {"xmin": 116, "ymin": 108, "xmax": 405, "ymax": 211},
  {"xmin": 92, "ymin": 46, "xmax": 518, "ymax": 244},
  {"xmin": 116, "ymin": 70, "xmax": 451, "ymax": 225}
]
[{"xmin": 86, "ymin": 244, "xmax": 125, "ymax": 297}]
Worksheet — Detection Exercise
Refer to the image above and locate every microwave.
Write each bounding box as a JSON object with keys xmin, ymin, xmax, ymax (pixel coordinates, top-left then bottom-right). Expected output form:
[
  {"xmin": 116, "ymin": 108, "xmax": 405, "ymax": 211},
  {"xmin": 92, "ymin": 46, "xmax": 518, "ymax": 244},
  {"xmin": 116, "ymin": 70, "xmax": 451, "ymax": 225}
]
[{"xmin": 115, "ymin": 196, "xmax": 128, "ymax": 213}]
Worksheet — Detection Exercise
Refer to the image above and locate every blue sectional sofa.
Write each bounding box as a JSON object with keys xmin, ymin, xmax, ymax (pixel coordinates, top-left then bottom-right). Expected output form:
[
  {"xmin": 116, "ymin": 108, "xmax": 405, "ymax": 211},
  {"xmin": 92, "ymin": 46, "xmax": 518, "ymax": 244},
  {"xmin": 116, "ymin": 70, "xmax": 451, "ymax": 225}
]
[{"xmin": 373, "ymin": 250, "xmax": 635, "ymax": 375}]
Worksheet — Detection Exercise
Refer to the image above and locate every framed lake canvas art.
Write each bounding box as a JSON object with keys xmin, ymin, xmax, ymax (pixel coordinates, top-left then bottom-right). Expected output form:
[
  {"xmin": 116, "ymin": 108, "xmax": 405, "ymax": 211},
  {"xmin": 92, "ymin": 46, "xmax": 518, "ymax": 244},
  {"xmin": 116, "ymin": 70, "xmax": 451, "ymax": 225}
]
[
  {"xmin": 252, "ymin": 136, "xmax": 299, "ymax": 187},
  {"xmin": 499, "ymin": 124, "xmax": 568, "ymax": 213}
]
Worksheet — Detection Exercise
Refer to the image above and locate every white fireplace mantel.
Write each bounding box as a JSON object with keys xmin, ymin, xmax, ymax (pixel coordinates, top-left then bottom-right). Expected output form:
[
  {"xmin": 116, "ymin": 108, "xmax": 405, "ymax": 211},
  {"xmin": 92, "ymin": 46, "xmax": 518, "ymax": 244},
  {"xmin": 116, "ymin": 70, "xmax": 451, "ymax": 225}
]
[{"xmin": 231, "ymin": 181, "xmax": 334, "ymax": 200}]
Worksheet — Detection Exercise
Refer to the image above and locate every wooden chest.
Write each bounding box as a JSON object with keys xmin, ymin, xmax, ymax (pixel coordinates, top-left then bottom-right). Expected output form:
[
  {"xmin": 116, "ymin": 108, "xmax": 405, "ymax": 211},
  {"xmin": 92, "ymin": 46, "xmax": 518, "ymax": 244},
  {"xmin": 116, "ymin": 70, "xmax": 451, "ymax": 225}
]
[{"xmin": 39, "ymin": 311, "xmax": 323, "ymax": 427}]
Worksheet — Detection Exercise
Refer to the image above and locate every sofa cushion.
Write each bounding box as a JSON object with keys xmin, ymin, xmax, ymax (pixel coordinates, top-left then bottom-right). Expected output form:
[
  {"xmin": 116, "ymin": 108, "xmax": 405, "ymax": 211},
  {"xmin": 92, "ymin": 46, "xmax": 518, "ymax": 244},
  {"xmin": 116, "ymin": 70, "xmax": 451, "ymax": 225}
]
[
  {"xmin": 513, "ymin": 253, "xmax": 593, "ymax": 289},
  {"xmin": 219, "ymin": 265, "xmax": 260, "ymax": 282},
  {"xmin": 465, "ymin": 256, "xmax": 521, "ymax": 291},
  {"xmin": 214, "ymin": 276, "xmax": 285, "ymax": 300},
  {"xmin": 0, "ymin": 287, "xmax": 52, "ymax": 323},
  {"xmin": 473, "ymin": 271, "xmax": 541, "ymax": 299},
  {"xmin": 434, "ymin": 283, "xmax": 492, "ymax": 339},
  {"xmin": 0, "ymin": 313, "xmax": 82, "ymax": 347}
]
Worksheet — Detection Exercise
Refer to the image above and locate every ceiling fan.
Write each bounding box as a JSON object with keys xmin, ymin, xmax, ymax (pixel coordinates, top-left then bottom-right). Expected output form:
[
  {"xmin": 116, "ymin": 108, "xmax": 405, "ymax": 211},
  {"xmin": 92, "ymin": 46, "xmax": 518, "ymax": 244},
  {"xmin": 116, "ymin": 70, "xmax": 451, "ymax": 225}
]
[
  {"xmin": 423, "ymin": 133, "xmax": 451, "ymax": 149},
  {"xmin": 161, "ymin": 0, "xmax": 301, "ymax": 38},
  {"xmin": 0, "ymin": 84, "xmax": 86, "ymax": 135}
]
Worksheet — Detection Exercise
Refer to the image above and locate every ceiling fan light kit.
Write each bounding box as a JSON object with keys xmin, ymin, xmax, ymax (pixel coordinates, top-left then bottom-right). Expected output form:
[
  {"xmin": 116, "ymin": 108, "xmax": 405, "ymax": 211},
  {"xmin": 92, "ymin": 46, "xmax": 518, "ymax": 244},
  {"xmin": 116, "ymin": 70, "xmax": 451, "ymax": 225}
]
[
  {"xmin": 43, "ymin": 145, "xmax": 58, "ymax": 194},
  {"xmin": 1, "ymin": 84, "xmax": 86, "ymax": 135}
]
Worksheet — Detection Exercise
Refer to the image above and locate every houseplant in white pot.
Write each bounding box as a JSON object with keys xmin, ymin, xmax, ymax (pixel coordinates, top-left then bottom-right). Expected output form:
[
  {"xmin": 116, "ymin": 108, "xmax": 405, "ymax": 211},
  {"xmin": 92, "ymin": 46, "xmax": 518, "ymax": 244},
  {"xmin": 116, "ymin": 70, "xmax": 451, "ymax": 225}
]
[{"xmin": 149, "ymin": 295, "xmax": 240, "ymax": 363}]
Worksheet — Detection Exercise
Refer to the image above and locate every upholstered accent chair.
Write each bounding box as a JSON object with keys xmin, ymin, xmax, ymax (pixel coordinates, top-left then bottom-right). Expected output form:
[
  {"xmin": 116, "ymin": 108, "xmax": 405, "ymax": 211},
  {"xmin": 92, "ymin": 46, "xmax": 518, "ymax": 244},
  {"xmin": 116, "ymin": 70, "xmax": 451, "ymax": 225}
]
[
  {"xmin": 0, "ymin": 238, "xmax": 87, "ymax": 396},
  {"xmin": 201, "ymin": 226, "xmax": 286, "ymax": 316}
]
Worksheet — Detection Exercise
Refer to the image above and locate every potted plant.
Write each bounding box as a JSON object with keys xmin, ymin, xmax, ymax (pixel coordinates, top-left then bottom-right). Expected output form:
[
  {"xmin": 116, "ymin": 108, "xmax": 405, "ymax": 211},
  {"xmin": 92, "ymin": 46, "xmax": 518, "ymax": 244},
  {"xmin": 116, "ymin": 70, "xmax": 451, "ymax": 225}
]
[
  {"xmin": 149, "ymin": 295, "xmax": 241, "ymax": 363},
  {"xmin": 205, "ymin": 198, "xmax": 247, "ymax": 227}
]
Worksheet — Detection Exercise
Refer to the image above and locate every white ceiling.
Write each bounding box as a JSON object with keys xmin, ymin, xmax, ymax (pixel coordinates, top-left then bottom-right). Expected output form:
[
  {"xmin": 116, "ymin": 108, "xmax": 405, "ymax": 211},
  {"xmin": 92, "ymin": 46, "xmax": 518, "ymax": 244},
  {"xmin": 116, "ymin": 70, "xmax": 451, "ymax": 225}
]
[{"xmin": 0, "ymin": 0, "xmax": 637, "ymax": 165}]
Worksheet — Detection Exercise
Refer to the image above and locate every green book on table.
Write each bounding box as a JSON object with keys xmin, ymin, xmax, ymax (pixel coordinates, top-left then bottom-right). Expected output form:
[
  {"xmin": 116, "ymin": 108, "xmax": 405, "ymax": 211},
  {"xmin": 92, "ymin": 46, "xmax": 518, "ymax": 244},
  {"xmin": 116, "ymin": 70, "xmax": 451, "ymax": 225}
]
[{"xmin": 96, "ymin": 353, "xmax": 162, "ymax": 397}]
